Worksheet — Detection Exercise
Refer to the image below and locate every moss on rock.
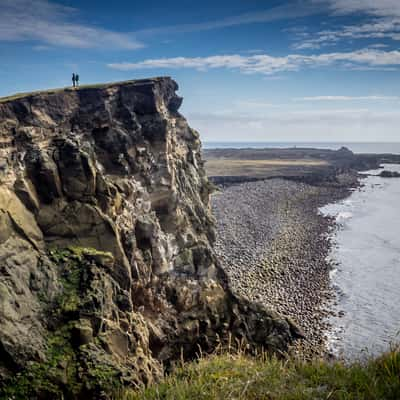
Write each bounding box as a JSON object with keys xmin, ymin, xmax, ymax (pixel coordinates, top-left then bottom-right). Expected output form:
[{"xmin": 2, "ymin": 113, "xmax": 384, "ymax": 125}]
[{"xmin": 0, "ymin": 247, "xmax": 123, "ymax": 399}]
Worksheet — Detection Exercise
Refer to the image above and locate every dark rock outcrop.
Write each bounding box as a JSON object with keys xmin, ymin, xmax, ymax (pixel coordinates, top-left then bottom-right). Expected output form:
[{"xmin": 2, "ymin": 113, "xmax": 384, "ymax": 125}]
[
  {"xmin": 0, "ymin": 78, "xmax": 300, "ymax": 398},
  {"xmin": 379, "ymin": 170, "xmax": 400, "ymax": 178}
]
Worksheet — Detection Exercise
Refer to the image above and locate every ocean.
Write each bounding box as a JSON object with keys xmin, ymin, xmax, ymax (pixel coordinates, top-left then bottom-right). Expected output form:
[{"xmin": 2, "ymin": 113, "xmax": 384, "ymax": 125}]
[
  {"xmin": 203, "ymin": 142, "xmax": 400, "ymax": 154},
  {"xmin": 321, "ymin": 164, "xmax": 400, "ymax": 359}
]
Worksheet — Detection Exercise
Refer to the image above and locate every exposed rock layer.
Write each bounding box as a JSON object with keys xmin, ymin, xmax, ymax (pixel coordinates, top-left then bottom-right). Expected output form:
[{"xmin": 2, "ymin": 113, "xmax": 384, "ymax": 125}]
[{"xmin": 0, "ymin": 78, "xmax": 300, "ymax": 398}]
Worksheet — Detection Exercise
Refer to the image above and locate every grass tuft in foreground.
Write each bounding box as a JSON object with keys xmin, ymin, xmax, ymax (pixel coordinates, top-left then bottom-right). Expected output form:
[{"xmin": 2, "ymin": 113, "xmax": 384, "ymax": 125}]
[{"xmin": 115, "ymin": 347, "xmax": 400, "ymax": 400}]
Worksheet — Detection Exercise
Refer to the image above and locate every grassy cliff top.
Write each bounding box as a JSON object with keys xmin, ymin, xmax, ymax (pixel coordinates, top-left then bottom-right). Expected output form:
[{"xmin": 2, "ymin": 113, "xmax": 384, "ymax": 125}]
[
  {"xmin": 0, "ymin": 77, "xmax": 170, "ymax": 104},
  {"xmin": 117, "ymin": 348, "xmax": 400, "ymax": 400}
]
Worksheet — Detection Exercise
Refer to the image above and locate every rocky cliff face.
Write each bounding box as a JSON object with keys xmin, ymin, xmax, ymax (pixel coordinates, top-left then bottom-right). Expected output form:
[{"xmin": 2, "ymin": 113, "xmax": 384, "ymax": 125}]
[{"xmin": 0, "ymin": 78, "xmax": 300, "ymax": 398}]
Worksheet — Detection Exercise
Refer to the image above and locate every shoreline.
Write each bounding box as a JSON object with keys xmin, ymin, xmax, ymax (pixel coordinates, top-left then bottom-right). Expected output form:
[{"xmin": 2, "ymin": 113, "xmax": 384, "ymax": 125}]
[{"xmin": 211, "ymin": 175, "xmax": 358, "ymax": 358}]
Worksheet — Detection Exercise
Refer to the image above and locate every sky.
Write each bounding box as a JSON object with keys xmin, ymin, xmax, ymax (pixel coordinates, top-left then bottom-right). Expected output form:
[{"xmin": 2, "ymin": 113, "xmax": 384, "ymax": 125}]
[{"xmin": 1, "ymin": 0, "xmax": 400, "ymax": 142}]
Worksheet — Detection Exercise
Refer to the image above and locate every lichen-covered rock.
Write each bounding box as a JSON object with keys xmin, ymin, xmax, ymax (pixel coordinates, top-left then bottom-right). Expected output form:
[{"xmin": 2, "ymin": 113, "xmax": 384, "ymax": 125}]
[{"xmin": 0, "ymin": 78, "xmax": 300, "ymax": 398}]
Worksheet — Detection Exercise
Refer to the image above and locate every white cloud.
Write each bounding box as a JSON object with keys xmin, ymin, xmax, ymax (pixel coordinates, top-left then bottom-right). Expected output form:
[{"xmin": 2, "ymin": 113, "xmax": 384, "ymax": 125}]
[
  {"xmin": 294, "ymin": 95, "xmax": 400, "ymax": 101},
  {"xmin": 321, "ymin": 0, "xmax": 400, "ymax": 18},
  {"xmin": 344, "ymin": 65, "xmax": 398, "ymax": 71},
  {"xmin": 108, "ymin": 49, "xmax": 400, "ymax": 75},
  {"xmin": 293, "ymin": 18, "xmax": 400, "ymax": 50},
  {"xmin": 136, "ymin": 0, "xmax": 400, "ymax": 49},
  {"xmin": 136, "ymin": 1, "xmax": 321, "ymax": 37},
  {"xmin": 188, "ymin": 109, "xmax": 400, "ymax": 141},
  {"xmin": 294, "ymin": 1, "xmax": 400, "ymax": 50},
  {"xmin": 368, "ymin": 44, "xmax": 389, "ymax": 49},
  {"xmin": 0, "ymin": 0, "xmax": 143, "ymax": 49}
]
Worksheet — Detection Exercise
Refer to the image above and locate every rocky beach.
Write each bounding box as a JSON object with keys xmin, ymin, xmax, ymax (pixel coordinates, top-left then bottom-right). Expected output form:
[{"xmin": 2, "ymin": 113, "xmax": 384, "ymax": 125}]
[{"xmin": 211, "ymin": 177, "xmax": 356, "ymax": 357}]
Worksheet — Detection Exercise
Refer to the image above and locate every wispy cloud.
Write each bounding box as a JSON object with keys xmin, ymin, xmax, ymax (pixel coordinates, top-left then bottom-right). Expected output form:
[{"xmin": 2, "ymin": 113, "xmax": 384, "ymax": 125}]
[
  {"xmin": 368, "ymin": 44, "xmax": 389, "ymax": 49},
  {"xmin": 321, "ymin": 0, "xmax": 400, "ymax": 18},
  {"xmin": 294, "ymin": 95, "xmax": 400, "ymax": 101},
  {"xmin": 189, "ymin": 109, "xmax": 400, "ymax": 125},
  {"xmin": 0, "ymin": 0, "xmax": 143, "ymax": 49},
  {"xmin": 188, "ymin": 108, "xmax": 400, "ymax": 141},
  {"xmin": 136, "ymin": 1, "xmax": 322, "ymax": 37},
  {"xmin": 108, "ymin": 49, "xmax": 400, "ymax": 75},
  {"xmin": 236, "ymin": 100, "xmax": 280, "ymax": 108},
  {"xmin": 293, "ymin": 18, "xmax": 400, "ymax": 50},
  {"xmin": 136, "ymin": 0, "xmax": 400, "ymax": 49},
  {"xmin": 292, "ymin": 1, "xmax": 400, "ymax": 50}
]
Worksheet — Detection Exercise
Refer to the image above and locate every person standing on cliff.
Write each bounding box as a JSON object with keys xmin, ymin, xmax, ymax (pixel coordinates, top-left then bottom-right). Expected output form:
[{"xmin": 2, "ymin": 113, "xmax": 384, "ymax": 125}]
[
  {"xmin": 72, "ymin": 73, "xmax": 76, "ymax": 88},
  {"xmin": 75, "ymin": 74, "xmax": 80, "ymax": 87}
]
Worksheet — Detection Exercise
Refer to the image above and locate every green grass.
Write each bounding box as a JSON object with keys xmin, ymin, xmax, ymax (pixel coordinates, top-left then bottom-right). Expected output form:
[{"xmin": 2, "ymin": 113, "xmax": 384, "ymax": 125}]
[
  {"xmin": 0, "ymin": 77, "xmax": 166, "ymax": 103},
  {"xmin": 115, "ymin": 347, "xmax": 400, "ymax": 400}
]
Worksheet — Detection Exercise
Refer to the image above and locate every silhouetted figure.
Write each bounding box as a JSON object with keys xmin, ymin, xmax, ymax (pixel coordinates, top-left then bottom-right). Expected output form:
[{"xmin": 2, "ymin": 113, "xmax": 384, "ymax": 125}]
[
  {"xmin": 75, "ymin": 74, "xmax": 80, "ymax": 87},
  {"xmin": 72, "ymin": 73, "xmax": 76, "ymax": 88}
]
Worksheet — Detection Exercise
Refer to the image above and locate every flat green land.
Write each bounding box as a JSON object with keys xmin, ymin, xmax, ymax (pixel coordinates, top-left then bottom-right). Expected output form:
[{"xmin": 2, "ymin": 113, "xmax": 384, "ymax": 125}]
[
  {"xmin": 116, "ymin": 349, "xmax": 400, "ymax": 400},
  {"xmin": 205, "ymin": 158, "xmax": 329, "ymax": 178},
  {"xmin": 202, "ymin": 148, "xmax": 343, "ymax": 179}
]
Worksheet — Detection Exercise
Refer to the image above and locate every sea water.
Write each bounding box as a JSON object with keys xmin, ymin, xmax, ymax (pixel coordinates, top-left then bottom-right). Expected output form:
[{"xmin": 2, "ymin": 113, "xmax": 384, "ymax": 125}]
[
  {"xmin": 203, "ymin": 141, "xmax": 400, "ymax": 154},
  {"xmin": 320, "ymin": 164, "xmax": 400, "ymax": 359}
]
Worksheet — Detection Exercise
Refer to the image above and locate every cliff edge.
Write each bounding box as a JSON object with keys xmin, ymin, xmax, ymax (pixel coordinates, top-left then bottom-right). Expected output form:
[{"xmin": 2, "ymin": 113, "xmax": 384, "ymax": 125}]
[{"xmin": 0, "ymin": 78, "xmax": 300, "ymax": 398}]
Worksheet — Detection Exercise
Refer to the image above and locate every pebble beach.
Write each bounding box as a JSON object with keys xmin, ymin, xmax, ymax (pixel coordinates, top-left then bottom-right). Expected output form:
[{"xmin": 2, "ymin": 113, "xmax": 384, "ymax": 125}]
[{"xmin": 212, "ymin": 178, "xmax": 353, "ymax": 357}]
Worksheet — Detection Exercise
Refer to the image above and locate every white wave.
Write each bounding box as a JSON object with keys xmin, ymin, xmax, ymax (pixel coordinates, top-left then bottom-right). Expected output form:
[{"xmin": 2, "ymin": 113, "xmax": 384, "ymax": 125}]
[
  {"xmin": 336, "ymin": 211, "xmax": 353, "ymax": 222},
  {"xmin": 329, "ymin": 268, "xmax": 338, "ymax": 279}
]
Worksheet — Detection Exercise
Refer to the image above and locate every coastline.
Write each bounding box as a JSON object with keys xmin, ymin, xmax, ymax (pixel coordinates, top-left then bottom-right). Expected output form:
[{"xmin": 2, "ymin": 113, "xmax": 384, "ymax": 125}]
[
  {"xmin": 211, "ymin": 175, "xmax": 358, "ymax": 358},
  {"xmin": 321, "ymin": 164, "xmax": 400, "ymax": 359}
]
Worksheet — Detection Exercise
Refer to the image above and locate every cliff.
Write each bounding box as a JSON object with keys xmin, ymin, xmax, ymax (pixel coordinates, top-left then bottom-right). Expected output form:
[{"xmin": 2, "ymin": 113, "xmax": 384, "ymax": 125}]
[{"xmin": 0, "ymin": 78, "xmax": 300, "ymax": 398}]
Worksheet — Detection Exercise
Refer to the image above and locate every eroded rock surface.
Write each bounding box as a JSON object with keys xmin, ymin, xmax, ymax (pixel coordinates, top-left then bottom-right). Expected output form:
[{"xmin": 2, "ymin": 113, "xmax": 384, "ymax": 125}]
[{"xmin": 0, "ymin": 78, "xmax": 300, "ymax": 398}]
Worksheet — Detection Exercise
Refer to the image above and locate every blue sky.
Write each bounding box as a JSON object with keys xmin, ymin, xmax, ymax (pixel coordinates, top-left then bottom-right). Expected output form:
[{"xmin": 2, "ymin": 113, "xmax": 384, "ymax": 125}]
[{"xmin": 1, "ymin": 0, "xmax": 400, "ymax": 142}]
